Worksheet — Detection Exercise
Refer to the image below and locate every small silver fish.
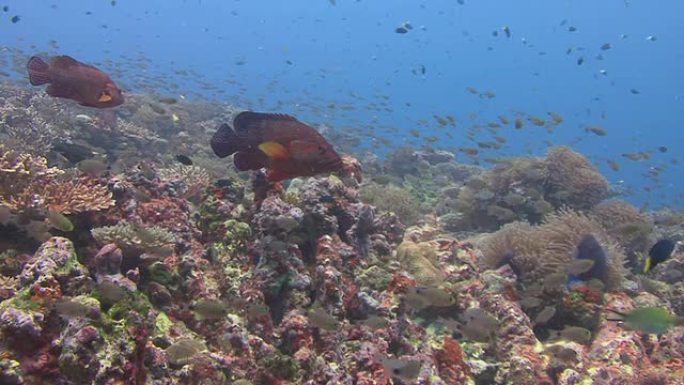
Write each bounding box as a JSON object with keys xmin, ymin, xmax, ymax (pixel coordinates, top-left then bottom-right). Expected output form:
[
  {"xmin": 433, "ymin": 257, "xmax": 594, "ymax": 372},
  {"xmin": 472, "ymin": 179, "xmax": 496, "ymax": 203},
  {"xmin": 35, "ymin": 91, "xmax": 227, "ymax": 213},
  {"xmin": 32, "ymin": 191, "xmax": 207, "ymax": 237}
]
[
  {"xmin": 550, "ymin": 326, "xmax": 592, "ymax": 344},
  {"xmin": 546, "ymin": 345, "xmax": 578, "ymax": 362},
  {"xmin": 519, "ymin": 296, "xmax": 543, "ymax": 310},
  {"xmin": 166, "ymin": 339, "xmax": 205, "ymax": 365},
  {"xmin": 97, "ymin": 281, "xmax": 128, "ymax": 303},
  {"xmin": 307, "ymin": 307, "xmax": 338, "ymax": 330},
  {"xmin": 55, "ymin": 299, "xmax": 90, "ymax": 318},
  {"xmin": 77, "ymin": 159, "xmax": 108, "ymax": 176},
  {"xmin": 46, "ymin": 210, "xmax": 74, "ymax": 232},
  {"xmin": 192, "ymin": 299, "xmax": 228, "ymax": 320},
  {"xmin": 543, "ymin": 272, "xmax": 568, "ymax": 290},
  {"xmin": 0, "ymin": 205, "xmax": 12, "ymax": 225},
  {"xmin": 407, "ymin": 286, "xmax": 455, "ymax": 308},
  {"xmin": 360, "ymin": 315, "xmax": 389, "ymax": 330},
  {"xmin": 534, "ymin": 306, "xmax": 557, "ymax": 325},
  {"xmin": 567, "ymin": 259, "xmax": 595, "ymax": 275},
  {"xmin": 381, "ymin": 357, "xmax": 422, "ymax": 382}
]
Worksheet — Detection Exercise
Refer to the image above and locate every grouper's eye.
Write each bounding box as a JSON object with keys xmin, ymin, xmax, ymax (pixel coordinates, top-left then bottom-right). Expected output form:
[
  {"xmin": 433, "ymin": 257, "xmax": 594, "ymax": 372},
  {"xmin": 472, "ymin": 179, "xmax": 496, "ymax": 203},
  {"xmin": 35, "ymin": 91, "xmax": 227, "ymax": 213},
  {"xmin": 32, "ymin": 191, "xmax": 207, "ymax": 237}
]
[{"xmin": 98, "ymin": 90, "xmax": 113, "ymax": 102}]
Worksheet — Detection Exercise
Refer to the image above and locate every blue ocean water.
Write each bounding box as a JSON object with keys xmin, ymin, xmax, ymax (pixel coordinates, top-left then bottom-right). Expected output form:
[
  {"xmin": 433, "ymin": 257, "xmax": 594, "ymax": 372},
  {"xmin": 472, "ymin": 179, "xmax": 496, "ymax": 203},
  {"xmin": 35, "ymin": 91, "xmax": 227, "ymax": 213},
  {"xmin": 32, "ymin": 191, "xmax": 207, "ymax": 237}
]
[{"xmin": 2, "ymin": 0, "xmax": 683, "ymax": 208}]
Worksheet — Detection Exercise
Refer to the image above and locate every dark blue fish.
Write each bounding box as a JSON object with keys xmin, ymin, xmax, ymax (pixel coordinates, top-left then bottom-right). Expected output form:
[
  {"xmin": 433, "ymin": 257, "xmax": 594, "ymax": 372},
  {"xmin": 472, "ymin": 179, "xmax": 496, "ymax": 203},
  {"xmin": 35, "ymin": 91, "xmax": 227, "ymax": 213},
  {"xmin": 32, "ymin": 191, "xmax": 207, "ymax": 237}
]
[
  {"xmin": 497, "ymin": 251, "xmax": 522, "ymax": 276},
  {"xmin": 568, "ymin": 234, "xmax": 608, "ymax": 285},
  {"xmin": 644, "ymin": 239, "xmax": 675, "ymax": 273},
  {"xmin": 175, "ymin": 154, "xmax": 193, "ymax": 166}
]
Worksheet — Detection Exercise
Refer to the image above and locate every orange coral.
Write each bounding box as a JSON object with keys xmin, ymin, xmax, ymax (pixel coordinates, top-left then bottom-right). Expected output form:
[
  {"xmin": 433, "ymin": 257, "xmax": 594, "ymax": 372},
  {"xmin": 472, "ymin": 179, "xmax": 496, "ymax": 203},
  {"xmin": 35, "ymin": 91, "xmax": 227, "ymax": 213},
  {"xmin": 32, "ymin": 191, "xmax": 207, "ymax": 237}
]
[
  {"xmin": 42, "ymin": 178, "xmax": 114, "ymax": 214},
  {"xmin": 434, "ymin": 336, "xmax": 471, "ymax": 383},
  {"xmin": 385, "ymin": 273, "xmax": 416, "ymax": 294}
]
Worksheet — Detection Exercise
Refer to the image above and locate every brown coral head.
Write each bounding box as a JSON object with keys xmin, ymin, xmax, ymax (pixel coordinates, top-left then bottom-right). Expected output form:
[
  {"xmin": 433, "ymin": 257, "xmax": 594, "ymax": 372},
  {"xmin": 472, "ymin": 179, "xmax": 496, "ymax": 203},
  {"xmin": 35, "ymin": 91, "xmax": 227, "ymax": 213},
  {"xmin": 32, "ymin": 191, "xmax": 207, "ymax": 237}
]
[{"xmin": 340, "ymin": 154, "xmax": 363, "ymax": 184}]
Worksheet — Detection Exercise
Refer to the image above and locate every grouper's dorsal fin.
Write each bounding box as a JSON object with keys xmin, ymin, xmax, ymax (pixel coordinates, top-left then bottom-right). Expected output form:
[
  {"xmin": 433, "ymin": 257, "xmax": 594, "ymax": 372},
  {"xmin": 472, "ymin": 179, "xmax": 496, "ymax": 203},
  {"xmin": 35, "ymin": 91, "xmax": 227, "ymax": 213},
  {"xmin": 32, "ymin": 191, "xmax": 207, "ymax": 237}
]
[{"xmin": 233, "ymin": 111, "xmax": 299, "ymax": 132}]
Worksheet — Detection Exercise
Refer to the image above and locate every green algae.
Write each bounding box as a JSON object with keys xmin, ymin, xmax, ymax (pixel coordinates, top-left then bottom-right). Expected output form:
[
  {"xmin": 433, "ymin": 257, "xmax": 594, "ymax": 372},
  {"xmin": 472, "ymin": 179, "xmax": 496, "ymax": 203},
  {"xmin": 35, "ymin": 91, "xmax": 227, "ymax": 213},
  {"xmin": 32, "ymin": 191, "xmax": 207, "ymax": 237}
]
[
  {"xmin": 396, "ymin": 240, "xmax": 444, "ymax": 284},
  {"xmin": 148, "ymin": 261, "xmax": 178, "ymax": 286},
  {"xmin": 224, "ymin": 219, "xmax": 251, "ymax": 243},
  {"xmin": 154, "ymin": 312, "xmax": 173, "ymax": 337},
  {"xmin": 0, "ymin": 287, "xmax": 42, "ymax": 312},
  {"xmin": 262, "ymin": 353, "xmax": 301, "ymax": 381},
  {"xmin": 357, "ymin": 264, "xmax": 393, "ymax": 291},
  {"xmin": 106, "ymin": 290, "xmax": 153, "ymax": 321}
]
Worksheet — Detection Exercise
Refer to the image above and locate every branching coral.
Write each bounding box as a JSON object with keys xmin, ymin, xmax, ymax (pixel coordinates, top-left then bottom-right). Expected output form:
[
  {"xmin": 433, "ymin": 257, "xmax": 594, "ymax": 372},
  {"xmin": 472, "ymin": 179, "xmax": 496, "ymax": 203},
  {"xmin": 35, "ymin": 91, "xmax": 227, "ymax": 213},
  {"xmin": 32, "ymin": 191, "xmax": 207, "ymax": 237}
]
[
  {"xmin": 91, "ymin": 222, "xmax": 175, "ymax": 253},
  {"xmin": 22, "ymin": 178, "xmax": 114, "ymax": 214},
  {"xmin": 0, "ymin": 145, "xmax": 114, "ymax": 214},
  {"xmin": 158, "ymin": 165, "xmax": 212, "ymax": 200},
  {"xmin": 0, "ymin": 89, "xmax": 65, "ymax": 155}
]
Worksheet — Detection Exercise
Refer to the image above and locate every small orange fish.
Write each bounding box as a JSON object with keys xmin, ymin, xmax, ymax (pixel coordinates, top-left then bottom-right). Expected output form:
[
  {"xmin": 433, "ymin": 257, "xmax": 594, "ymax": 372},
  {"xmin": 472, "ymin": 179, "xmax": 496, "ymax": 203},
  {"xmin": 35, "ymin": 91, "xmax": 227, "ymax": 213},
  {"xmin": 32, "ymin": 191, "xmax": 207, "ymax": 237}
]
[
  {"xmin": 27, "ymin": 55, "xmax": 123, "ymax": 108},
  {"xmin": 211, "ymin": 111, "xmax": 343, "ymax": 182}
]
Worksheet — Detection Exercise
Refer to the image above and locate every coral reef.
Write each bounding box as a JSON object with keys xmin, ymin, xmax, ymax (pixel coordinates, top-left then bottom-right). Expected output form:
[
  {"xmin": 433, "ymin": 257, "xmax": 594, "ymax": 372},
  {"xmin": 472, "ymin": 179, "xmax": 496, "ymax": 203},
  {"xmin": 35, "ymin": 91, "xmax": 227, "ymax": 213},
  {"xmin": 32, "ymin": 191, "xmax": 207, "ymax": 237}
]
[
  {"xmin": 0, "ymin": 83, "xmax": 682, "ymax": 385},
  {"xmin": 434, "ymin": 146, "xmax": 610, "ymax": 232},
  {"xmin": 360, "ymin": 183, "xmax": 425, "ymax": 227}
]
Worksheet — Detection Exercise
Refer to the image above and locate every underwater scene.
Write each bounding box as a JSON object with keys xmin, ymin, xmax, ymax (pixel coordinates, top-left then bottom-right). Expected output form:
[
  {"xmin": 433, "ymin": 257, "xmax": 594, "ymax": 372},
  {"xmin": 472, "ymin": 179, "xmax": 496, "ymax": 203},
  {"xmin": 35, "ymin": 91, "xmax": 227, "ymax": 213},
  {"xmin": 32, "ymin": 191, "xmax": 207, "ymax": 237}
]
[{"xmin": 1, "ymin": 0, "xmax": 684, "ymax": 384}]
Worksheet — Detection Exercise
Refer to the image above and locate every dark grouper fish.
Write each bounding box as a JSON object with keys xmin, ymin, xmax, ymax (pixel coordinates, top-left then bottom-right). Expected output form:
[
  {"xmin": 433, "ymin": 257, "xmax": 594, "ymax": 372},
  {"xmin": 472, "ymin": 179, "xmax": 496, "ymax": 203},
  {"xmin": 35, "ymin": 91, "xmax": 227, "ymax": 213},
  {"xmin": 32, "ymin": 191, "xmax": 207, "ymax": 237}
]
[
  {"xmin": 210, "ymin": 111, "xmax": 344, "ymax": 182},
  {"xmin": 27, "ymin": 55, "xmax": 124, "ymax": 108}
]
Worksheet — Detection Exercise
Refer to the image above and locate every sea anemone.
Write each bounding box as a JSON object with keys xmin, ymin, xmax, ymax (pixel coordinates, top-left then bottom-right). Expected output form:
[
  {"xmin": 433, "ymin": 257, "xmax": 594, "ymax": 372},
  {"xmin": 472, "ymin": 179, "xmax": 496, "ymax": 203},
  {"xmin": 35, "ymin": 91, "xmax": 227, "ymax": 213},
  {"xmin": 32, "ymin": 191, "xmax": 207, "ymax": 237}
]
[
  {"xmin": 544, "ymin": 146, "xmax": 609, "ymax": 210},
  {"xmin": 479, "ymin": 209, "xmax": 627, "ymax": 290}
]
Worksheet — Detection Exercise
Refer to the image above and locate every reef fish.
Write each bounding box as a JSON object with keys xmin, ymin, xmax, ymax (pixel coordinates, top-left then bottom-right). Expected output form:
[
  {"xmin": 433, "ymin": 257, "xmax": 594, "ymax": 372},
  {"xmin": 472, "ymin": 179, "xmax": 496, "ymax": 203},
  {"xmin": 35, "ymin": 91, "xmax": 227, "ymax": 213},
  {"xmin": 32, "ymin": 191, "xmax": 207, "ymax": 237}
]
[
  {"xmin": 210, "ymin": 111, "xmax": 344, "ymax": 182},
  {"xmin": 608, "ymin": 306, "xmax": 684, "ymax": 334},
  {"xmin": 550, "ymin": 326, "xmax": 592, "ymax": 344},
  {"xmin": 27, "ymin": 55, "xmax": 124, "ymax": 108},
  {"xmin": 380, "ymin": 357, "xmax": 421, "ymax": 382},
  {"xmin": 644, "ymin": 239, "xmax": 675, "ymax": 273},
  {"xmin": 568, "ymin": 234, "xmax": 608, "ymax": 285}
]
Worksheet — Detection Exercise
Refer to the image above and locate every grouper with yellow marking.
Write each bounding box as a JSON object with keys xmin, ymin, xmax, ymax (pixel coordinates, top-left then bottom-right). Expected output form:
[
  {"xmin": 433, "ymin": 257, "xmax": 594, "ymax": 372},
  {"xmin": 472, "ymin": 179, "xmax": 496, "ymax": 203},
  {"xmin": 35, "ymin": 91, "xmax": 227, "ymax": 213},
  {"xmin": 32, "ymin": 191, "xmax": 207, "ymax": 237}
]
[{"xmin": 210, "ymin": 111, "xmax": 344, "ymax": 182}]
